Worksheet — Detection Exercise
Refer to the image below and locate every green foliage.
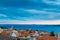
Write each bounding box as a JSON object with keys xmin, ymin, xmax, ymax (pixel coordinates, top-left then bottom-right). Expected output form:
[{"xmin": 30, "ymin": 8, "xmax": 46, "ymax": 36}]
[
  {"xmin": 50, "ymin": 31, "xmax": 55, "ymax": 36},
  {"xmin": 0, "ymin": 26, "xmax": 7, "ymax": 29}
]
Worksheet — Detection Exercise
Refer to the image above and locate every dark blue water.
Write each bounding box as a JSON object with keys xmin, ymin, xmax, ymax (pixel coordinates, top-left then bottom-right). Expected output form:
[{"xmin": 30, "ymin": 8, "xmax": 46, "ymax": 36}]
[{"xmin": 0, "ymin": 24, "xmax": 60, "ymax": 33}]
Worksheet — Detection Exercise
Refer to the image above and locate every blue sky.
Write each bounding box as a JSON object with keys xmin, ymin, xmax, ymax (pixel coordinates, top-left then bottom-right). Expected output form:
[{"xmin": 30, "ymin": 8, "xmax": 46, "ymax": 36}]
[{"xmin": 0, "ymin": 0, "xmax": 60, "ymax": 24}]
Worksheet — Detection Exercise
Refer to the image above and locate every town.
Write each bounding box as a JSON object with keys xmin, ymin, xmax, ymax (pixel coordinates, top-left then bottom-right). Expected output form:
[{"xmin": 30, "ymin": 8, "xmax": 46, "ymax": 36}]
[{"xmin": 0, "ymin": 26, "xmax": 59, "ymax": 40}]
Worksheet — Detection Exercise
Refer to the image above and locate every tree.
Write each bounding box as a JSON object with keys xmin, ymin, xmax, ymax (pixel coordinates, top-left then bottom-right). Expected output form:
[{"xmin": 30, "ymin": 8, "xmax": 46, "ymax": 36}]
[
  {"xmin": 50, "ymin": 31, "xmax": 55, "ymax": 36},
  {"xmin": 0, "ymin": 26, "xmax": 7, "ymax": 29}
]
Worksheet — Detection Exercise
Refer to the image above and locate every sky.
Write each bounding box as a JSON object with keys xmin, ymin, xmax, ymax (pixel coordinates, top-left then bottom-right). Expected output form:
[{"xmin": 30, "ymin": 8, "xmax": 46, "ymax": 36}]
[{"xmin": 0, "ymin": 0, "xmax": 60, "ymax": 24}]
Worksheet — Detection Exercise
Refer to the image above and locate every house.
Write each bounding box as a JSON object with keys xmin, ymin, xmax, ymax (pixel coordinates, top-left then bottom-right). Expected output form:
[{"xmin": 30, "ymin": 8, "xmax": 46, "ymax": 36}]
[
  {"xmin": 36, "ymin": 30, "xmax": 56, "ymax": 40},
  {"xmin": 57, "ymin": 32, "xmax": 60, "ymax": 40},
  {"xmin": 0, "ymin": 28, "xmax": 3, "ymax": 33}
]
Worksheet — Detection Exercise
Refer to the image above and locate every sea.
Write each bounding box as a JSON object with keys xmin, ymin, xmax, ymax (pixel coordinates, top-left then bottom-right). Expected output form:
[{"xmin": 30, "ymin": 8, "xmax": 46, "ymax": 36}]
[{"xmin": 0, "ymin": 24, "xmax": 60, "ymax": 33}]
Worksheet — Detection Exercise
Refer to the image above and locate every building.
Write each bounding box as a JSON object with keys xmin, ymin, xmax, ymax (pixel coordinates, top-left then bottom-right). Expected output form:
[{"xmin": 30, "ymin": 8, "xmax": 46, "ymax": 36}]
[
  {"xmin": 0, "ymin": 28, "xmax": 3, "ymax": 33},
  {"xmin": 57, "ymin": 32, "xmax": 60, "ymax": 40},
  {"xmin": 36, "ymin": 30, "xmax": 56, "ymax": 40}
]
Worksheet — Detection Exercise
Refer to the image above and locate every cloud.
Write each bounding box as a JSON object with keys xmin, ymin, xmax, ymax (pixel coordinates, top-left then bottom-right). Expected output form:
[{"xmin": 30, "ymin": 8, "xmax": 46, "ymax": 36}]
[
  {"xmin": 0, "ymin": 20, "xmax": 60, "ymax": 24},
  {"xmin": 24, "ymin": 9, "xmax": 59, "ymax": 14},
  {"xmin": 0, "ymin": 7, "xmax": 60, "ymax": 21},
  {"xmin": 0, "ymin": 20, "xmax": 22, "ymax": 24},
  {"xmin": 0, "ymin": 8, "xmax": 60, "ymax": 24},
  {"xmin": 43, "ymin": 0, "xmax": 60, "ymax": 5},
  {"xmin": 0, "ymin": 0, "xmax": 60, "ymax": 24},
  {"xmin": 43, "ymin": 8, "xmax": 60, "ymax": 13},
  {"xmin": 0, "ymin": 14, "xmax": 7, "ymax": 17},
  {"xmin": 24, "ymin": 9, "xmax": 46, "ymax": 14},
  {"xmin": 23, "ymin": 9, "xmax": 60, "ymax": 20}
]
